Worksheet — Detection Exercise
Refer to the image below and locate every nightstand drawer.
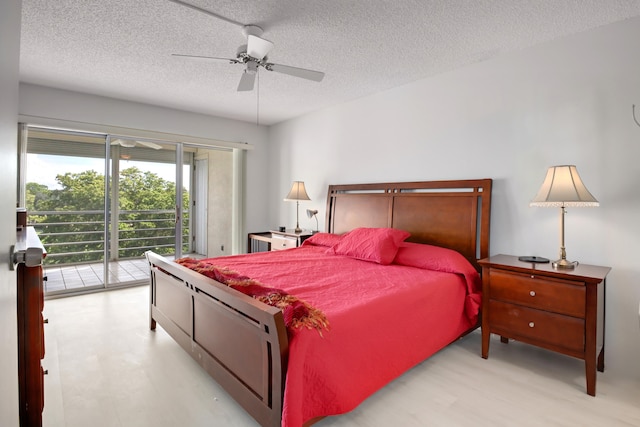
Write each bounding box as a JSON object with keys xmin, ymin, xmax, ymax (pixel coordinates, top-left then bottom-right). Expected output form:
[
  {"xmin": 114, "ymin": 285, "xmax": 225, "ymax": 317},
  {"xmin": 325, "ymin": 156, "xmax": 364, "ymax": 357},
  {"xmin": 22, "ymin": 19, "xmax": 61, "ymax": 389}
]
[
  {"xmin": 489, "ymin": 270, "xmax": 585, "ymax": 318},
  {"xmin": 489, "ymin": 300, "xmax": 585, "ymax": 352},
  {"xmin": 480, "ymin": 255, "xmax": 611, "ymax": 396},
  {"xmin": 271, "ymin": 235, "xmax": 297, "ymax": 251}
]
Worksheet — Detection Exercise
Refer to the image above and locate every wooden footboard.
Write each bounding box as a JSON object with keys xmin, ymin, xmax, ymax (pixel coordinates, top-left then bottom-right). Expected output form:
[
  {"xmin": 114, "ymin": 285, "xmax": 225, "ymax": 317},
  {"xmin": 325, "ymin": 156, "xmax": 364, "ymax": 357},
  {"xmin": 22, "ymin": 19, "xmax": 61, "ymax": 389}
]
[{"xmin": 146, "ymin": 251, "xmax": 289, "ymax": 427}]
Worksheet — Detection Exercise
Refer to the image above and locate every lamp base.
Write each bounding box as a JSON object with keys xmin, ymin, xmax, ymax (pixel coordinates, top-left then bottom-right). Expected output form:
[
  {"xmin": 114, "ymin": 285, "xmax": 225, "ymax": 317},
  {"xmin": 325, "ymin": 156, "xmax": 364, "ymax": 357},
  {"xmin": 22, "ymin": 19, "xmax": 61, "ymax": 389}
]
[
  {"xmin": 552, "ymin": 258, "xmax": 578, "ymax": 269},
  {"xmin": 294, "ymin": 226, "xmax": 302, "ymax": 233}
]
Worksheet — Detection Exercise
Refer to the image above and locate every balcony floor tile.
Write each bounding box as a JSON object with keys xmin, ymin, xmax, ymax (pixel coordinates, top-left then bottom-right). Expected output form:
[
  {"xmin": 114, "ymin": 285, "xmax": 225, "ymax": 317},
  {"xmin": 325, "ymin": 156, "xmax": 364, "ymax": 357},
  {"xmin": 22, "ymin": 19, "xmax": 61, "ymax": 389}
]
[
  {"xmin": 43, "ymin": 253, "xmax": 205, "ymax": 297},
  {"xmin": 44, "ymin": 258, "xmax": 149, "ymax": 296}
]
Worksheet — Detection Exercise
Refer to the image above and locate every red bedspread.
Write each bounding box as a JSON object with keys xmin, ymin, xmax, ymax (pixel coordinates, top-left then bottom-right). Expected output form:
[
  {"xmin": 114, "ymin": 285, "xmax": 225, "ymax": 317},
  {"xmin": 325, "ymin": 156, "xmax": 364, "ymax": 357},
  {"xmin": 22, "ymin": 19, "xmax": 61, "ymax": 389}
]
[{"xmin": 191, "ymin": 241, "xmax": 481, "ymax": 427}]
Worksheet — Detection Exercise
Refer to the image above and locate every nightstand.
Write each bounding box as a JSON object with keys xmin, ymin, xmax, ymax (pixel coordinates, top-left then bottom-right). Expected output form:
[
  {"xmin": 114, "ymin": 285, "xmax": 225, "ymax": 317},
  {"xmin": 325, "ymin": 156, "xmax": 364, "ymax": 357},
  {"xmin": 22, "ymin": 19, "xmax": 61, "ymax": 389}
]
[
  {"xmin": 247, "ymin": 230, "xmax": 313, "ymax": 253},
  {"xmin": 479, "ymin": 254, "xmax": 611, "ymax": 396}
]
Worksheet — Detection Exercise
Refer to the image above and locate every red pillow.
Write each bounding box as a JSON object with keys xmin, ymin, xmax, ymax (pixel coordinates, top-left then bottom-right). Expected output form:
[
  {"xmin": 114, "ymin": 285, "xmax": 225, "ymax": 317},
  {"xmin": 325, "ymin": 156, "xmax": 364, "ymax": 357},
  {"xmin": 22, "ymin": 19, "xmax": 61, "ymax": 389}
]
[
  {"xmin": 301, "ymin": 232, "xmax": 343, "ymax": 248},
  {"xmin": 331, "ymin": 227, "xmax": 410, "ymax": 265},
  {"xmin": 393, "ymin": 242, "xmax": 482, "ymax": 322},
  {"xmin": 393, "ymin": 242, "xmax": 480, "ymax": 285}
]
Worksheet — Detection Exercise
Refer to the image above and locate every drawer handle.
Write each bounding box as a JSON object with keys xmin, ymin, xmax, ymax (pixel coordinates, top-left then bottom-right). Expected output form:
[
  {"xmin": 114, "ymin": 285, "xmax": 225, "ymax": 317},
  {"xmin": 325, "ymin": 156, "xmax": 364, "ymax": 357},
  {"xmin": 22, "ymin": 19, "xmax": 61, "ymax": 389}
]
[
  {"xmin": 528, "ymin": 322, "xmax": 535, "ymax": 328},
  {"xmin": 43, "ymin": 369, "xmax": 48, "ymax": 375},
  {"xmin": 529, "ymin": 290, "xmax": 536, "ymax": 297},
  {"xmin": 43, "ymin": 318, "xmax": 49, "ymax": 324}
]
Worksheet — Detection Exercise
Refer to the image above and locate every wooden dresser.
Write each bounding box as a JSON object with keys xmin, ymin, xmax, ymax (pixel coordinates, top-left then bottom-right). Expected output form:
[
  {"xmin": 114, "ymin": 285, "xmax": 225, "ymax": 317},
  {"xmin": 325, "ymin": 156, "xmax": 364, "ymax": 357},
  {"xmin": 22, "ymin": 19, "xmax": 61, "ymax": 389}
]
[
  {"xmin": 15, "ymin": 226, "xmax": 47, "ymax": 427},
  {"xmin": 479, "ymin": 254, "xmax": 610, "ymax": 396}
]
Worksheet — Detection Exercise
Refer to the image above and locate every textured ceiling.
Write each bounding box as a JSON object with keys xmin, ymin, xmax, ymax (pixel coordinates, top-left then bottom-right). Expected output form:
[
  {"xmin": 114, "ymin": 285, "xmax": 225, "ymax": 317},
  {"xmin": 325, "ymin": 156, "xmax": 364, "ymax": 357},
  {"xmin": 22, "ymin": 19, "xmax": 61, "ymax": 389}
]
[{"xmin": 20, "ymin": 0, "xmax": 640, "ymax": 126}]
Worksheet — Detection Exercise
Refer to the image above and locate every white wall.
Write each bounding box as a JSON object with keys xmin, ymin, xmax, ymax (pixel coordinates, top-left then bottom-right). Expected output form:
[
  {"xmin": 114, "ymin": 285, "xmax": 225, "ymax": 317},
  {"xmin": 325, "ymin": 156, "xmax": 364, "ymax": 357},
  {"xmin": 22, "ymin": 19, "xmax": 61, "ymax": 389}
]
[
  {"xmin": 0, "ymin": 0, "xmax": 22, "ymax": 423},
  {"xmin": 202, "ymin": 148, "xmax": 233, "ymax": 257},
  {"xmin": 269, "ymin": 17, "xmax": 640, "ymax": 379},
  {"xmin": 18, "ymin": 84, "xmax": 272, "ymax": 240}
]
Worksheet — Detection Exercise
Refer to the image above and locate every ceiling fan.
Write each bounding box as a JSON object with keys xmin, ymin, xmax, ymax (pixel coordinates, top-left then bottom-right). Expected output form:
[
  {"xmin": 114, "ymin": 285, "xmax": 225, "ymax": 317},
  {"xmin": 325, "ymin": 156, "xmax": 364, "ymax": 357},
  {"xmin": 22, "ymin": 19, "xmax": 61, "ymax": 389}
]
[
  {"xmin": 111, "ymin": 139, "xmax": 162, "ymax": 150},
  {"xmin": 168, "ymin": 1, "xmax": 325, "ymax": 92}
]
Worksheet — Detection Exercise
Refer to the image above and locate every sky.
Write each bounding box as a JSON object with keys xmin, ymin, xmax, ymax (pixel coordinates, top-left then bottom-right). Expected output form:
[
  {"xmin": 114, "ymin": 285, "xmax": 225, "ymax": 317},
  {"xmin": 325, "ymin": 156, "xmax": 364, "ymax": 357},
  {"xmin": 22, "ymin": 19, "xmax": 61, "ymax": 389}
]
[{"xmin": 27, "ymin": 153, "xmax": 187, "ymax": 190}]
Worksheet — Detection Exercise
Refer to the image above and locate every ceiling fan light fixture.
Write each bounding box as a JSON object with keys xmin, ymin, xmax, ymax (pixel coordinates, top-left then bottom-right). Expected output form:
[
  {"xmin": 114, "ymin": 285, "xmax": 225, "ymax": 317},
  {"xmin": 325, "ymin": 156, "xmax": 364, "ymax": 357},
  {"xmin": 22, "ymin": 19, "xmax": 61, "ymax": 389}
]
[{"xmin": 247, "ymin": 34, "xmax": 274, "ymax": 60}]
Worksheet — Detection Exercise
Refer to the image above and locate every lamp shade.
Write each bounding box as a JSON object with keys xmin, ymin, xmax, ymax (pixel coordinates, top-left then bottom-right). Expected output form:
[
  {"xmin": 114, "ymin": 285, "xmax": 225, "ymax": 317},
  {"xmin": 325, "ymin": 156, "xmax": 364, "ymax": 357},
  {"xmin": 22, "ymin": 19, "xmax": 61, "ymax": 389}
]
[
  {"xmin": 284, "ymin": 181, "xmax": 311, "ymax": 201},
  {"xmin": 530, "ymin": 165, "xmax": 599, "ymax": 208}
]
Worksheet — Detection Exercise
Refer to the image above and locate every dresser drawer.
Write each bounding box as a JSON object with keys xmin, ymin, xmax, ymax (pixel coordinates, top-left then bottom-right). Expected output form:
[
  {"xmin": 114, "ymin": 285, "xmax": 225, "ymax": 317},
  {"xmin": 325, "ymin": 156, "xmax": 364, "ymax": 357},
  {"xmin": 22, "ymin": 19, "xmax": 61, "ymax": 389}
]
[
  {"xmin": 270, "ymin": 235, "xmax": 297, "ymax": 251},
  {"xmin": 489, "ymin": 270, "xmax": 585, "ymax": 318},
  {"xmin": 489, "ymin": 300, "xmax": 585, "ymax": 352}
]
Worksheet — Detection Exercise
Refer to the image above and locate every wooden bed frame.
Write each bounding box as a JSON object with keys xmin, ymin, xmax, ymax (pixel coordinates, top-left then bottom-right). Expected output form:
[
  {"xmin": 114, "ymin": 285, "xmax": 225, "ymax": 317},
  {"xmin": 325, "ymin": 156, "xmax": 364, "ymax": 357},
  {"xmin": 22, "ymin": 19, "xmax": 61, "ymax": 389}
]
[{"xmin": 146, "ymin": 178, "xmax": 492, "ymax": 427}]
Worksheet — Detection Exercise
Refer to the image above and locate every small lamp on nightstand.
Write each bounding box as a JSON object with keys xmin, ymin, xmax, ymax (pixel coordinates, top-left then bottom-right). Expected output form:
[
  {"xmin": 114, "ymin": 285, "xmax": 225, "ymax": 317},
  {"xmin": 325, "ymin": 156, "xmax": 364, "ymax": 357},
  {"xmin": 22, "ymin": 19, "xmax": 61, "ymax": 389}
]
[
  {"xmin": 530, "ymin": 165, "xmax": 599, "ymax": 269},
  {"xmin": 284, "ymin": 181, "xmax": 310, "ymax": 233},
  {"xmin": 306, "ymin": 209, "xmax": 319, "ymax": 232}
]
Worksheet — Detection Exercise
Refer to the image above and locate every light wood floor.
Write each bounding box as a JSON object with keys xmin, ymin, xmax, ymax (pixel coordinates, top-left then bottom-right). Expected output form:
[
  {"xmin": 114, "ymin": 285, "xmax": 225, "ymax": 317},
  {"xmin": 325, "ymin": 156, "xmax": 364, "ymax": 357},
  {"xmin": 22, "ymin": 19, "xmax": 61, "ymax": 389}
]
[{"xmin": 42, "ymin": 286, "xmax": 640, "ymax": 427}]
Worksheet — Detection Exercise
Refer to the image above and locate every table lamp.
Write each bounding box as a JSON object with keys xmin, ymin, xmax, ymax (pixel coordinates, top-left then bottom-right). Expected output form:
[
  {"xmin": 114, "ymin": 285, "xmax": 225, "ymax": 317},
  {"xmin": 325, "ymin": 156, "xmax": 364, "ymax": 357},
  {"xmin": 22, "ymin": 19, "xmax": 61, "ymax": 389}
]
[
  {"xmin": 306, "ymin": 209, "xmax": 319, "ymax": 232},
  {"xmin": 530, "ymin": 165, "xmax": 599, "ymax": 269},
  {"xmin": 284, "ymin": 181, "xmax": 310, "ymax": 233}
]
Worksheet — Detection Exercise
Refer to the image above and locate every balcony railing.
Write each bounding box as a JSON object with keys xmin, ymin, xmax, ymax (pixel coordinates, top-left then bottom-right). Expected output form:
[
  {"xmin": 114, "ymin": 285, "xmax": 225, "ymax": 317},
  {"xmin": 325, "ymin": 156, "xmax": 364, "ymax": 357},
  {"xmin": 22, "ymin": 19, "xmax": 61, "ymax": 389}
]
[{"xmin": 28, "ymin": 209, "xmax": 190, "ymax": 266}]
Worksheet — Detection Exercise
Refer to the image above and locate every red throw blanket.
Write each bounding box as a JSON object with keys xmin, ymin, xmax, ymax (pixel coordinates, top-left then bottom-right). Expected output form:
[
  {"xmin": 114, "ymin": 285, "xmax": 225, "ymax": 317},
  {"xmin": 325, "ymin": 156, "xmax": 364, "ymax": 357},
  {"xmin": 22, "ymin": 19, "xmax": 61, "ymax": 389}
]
[{"xmin": 175, "ymin": 257, "xmax": 329, "ymax": 335}]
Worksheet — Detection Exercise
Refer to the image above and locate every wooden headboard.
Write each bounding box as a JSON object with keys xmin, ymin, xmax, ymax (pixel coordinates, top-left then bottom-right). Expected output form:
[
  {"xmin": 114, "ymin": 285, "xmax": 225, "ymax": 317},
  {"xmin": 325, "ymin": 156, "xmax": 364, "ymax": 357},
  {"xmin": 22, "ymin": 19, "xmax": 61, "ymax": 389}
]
[{"xmin": 325, "ymin": 179, "xmax": 492, "ymax": 271}]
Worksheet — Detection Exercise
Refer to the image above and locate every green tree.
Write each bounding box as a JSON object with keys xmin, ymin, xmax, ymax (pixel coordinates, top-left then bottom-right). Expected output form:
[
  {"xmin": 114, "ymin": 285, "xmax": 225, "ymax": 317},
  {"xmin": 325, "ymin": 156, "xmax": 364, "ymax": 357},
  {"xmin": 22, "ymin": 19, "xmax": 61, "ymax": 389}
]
[
  {"xmin": 25, "ymin": 182, "xmax": 51, "ymax": 213},
  {"xmin": 55, "ymin": 169, "xmax": 105, "ymax": 211},
  {"xmin": 26, "ymin": 167, "xmax": 188, "ymax": 265},
  {"xmin": 117, "ymin": 167, "xmax": 189, "ymax": 259}
]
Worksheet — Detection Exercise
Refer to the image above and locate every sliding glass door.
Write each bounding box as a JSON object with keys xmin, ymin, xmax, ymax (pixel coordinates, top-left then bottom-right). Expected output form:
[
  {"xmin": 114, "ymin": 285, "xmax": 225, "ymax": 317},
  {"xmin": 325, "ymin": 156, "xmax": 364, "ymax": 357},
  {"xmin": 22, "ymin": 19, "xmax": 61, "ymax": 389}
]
[
  {"xmin": 20, "ymin": 124, "xmax": 238, "ymax": 296},
  {"xmin": 105, "ymin": 136, "xmax": 189, "ymax": 287},
  {"xmin": 23, "ymin": 128, "xmax": 109, "ymax": 293},
  {"xmin": 20, "ymin": 126, "xmax": 191, "ymax": 295}
]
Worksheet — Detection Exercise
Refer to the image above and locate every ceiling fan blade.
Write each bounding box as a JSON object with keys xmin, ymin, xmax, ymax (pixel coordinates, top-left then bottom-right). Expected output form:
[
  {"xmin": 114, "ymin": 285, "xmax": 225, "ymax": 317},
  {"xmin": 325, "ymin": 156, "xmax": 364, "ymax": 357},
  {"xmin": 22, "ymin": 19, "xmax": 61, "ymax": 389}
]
[
  {"xmin": 166, "ymin": 0, "xmax": 244, "ymax": 27},
  {"xmin": 137, "ymin": 141, "xmax": 162, "ymax": 150},
  {"xmin": 172, "ymin": 53, "xmax": 239, "ymax": 64},
  {"xmin": 247, "ymin": 35, "xmax": 274, "ymax": 60},
  {"xmin": 111, "ymin": 138, "xmax": 136, "ymax": 148},
  {"xmin": 111, "ymin": 138, "xmax": 162, "ymax": 150},
  {"xmin": 237, "ymin": 70, "xmax": 256, "ymax": 91},
  {"xmin": 267, "ymin": 63, "xmax": 325, "ymax": 82}
]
